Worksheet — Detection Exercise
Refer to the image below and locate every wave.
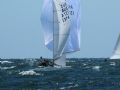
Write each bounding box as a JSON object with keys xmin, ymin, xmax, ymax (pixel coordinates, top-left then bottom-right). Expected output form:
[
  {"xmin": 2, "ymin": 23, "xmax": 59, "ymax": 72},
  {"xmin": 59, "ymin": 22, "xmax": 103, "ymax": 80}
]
[
  {"xmin": 92, "ymin": 66, "xmax": 101, "ymax": 71},
  {"xmin": 0, "ymin": 66, "xmax": 16, "ymax": 70},
  {"xmin": 110, "ymin": 62, "xmax": 116, "ymax": 66},
  {"xmin": 60, "ymin": 84, "xmax": 79, "ymax": 90},
  {"xmin": 19, "ymin": 70, "xmax": 42, "ymax": 76},
  {"xmin": 82, "ymin": 63, "xmax": 87, "ymax": 66},
  {"xmin": 0, "ymin": 61, "xmax": 13, "ymax": 64}
]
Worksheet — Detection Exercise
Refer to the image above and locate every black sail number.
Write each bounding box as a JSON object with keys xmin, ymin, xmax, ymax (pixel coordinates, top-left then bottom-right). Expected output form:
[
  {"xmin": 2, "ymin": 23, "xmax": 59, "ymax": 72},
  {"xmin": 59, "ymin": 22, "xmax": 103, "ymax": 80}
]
[{"xmin": 60, "ymin": 2, "xmax": 74, "ymax": 23}]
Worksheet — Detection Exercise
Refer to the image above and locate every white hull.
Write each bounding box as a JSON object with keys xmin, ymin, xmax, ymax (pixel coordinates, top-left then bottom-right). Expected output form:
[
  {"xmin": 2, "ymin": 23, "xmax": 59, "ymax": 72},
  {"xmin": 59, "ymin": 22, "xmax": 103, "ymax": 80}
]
[{"xmin": 54, "ymin": 54, "xmax": 66, "ymax": 67}]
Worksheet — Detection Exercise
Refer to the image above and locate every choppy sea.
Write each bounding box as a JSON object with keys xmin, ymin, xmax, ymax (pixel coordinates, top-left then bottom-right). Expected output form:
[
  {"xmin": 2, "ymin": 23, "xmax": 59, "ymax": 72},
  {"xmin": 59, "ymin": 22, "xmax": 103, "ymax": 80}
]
[{"xmin": 0, "ymin": 58, "xmax": 120, "ymax": 90}]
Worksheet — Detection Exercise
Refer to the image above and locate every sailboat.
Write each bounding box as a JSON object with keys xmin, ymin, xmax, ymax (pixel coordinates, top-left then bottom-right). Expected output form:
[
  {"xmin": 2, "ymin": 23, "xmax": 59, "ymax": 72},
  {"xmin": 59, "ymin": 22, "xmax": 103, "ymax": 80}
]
[
  {"xmin": 110, "ymin": 34, "xmax": 120, "ymax": 59},
  {"xmin": 40, "ymin": 0, "xmax": 81, "ymax": 67}
]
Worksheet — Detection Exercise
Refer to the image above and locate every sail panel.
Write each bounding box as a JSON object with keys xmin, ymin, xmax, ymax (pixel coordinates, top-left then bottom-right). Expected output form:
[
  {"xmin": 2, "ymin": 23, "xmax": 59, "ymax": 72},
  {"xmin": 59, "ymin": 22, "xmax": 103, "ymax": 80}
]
[
  {"xmin": 41, "ymin": 0, "xmax": 54, "ymax": 50},
  {"xmin": 53, "ymin": 0, "xmax": 71, "ymax": 58}
]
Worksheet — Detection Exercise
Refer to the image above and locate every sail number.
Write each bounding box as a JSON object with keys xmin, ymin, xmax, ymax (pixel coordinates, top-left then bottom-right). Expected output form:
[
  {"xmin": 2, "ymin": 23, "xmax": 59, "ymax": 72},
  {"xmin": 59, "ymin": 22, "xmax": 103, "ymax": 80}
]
[{"xmin": 60, "ymin": 2, "xmax": 74, "ymax": 23}]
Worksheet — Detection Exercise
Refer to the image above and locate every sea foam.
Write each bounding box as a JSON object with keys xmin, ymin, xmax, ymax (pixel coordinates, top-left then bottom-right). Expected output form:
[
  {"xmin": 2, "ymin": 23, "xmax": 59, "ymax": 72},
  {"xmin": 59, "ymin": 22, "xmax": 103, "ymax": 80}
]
[
  {"xmin": 0, "ymin": 66, "xmax": 16, "ymax": 70},
  {"xmin": 0, "ymin": 61, "xmax": 13, "ymax": 64},
  {"xmin": 19, "ymin": 70, "xmax": 41, "ymax": 76}
]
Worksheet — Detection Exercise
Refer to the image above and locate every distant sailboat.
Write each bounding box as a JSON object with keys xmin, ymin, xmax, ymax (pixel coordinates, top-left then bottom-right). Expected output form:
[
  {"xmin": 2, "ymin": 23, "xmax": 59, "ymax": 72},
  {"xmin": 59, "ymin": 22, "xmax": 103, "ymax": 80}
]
[
  {"xmin": 41, "ymin": 0, "xmax": 81, "ymax": 67},
  {"xmin": 110, "ymin": 34, "xmax": 120, "ymax": 59}
]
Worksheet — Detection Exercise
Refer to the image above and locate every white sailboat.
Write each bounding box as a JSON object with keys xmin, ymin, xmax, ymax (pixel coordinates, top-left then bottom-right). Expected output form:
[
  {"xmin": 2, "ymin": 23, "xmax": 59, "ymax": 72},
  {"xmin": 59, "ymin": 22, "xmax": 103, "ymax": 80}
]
[
  {"xmin": 41, "ymin": 0, "xmax": 81, "ymax": 67},
  {"xmin": 110, "ymin": 34, "xmax": 120, "ymax": 59}
]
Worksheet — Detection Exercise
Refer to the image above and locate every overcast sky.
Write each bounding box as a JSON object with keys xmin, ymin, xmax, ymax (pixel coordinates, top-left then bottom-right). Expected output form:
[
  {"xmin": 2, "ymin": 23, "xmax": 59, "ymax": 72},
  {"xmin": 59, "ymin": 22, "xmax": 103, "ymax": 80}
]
[{"xmin": 0, "ymin": 0, "xmax": 120, "ymax": 58}]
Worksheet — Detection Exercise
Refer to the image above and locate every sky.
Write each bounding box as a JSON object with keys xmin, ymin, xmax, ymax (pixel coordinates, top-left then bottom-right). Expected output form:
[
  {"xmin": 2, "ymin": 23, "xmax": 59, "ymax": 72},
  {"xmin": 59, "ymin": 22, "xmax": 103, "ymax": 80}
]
[{"xmin": 0, "ymin": 0, "xmax": 120, "ymax": 58}]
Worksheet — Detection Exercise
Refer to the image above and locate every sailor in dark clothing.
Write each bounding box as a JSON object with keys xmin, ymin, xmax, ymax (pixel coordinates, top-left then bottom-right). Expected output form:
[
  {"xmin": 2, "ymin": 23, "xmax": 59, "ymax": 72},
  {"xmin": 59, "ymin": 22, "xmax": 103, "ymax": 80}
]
[
  {"xmin": 41, "ymin": 59, "xmax": 49, "ymax": 66},
  {"xmin": 104, "ymin": 59, "xmax": 107, "ymax": 62},
  {"xmin": 38, "ymin": 57, "xmax": 54, "ymax": 67},
  {"xmin": 40, "ymin": 57, "xmax": 42, "ymax": 60}
]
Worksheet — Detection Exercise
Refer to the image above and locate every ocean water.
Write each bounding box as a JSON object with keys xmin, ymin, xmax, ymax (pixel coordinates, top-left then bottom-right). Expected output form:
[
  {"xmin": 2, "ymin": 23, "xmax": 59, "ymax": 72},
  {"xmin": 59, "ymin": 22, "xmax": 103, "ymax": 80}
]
[{"xmin": 0, "ymin": 58, "xmax": 120, "ymax": 90}]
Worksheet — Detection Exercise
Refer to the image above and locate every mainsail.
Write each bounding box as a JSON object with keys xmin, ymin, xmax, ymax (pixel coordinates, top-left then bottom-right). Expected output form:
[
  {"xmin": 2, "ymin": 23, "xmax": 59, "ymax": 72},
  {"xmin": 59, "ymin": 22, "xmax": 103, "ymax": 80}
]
[
  {"xmin": 41, "ymin": 0, "xmax": 80, "ymax": 66},
  {"xmin": 110, "ymin": 34, "xmax": 120, "ymax": 59}
]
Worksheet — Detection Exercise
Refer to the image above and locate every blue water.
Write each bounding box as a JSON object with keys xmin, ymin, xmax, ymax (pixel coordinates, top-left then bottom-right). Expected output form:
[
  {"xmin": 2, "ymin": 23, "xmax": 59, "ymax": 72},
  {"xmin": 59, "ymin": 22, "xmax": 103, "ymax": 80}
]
[{"xmin": 0, "ymin": 58, "xmax": 120, "ymax": 90}]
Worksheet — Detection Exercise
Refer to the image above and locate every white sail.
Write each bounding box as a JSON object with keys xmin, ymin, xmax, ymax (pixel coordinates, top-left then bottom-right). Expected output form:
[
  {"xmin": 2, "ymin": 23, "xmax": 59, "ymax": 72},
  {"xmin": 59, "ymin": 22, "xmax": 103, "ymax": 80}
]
[
  {"xmin": 41, "ymin": 0, "xmax": 80, "ymax": 66},
  {"xmin": 110, "ymin": 34, "xmax": 120, "ymax": 59},
  {"xmin": 53, "ymin": 0, "xmax": 71, "ymax": 59}
]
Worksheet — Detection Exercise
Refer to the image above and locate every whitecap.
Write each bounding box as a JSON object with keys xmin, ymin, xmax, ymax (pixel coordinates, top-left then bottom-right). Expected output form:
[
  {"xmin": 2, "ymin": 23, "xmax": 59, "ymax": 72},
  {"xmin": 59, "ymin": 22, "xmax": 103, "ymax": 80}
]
[
  {"xmin": 0, "ymin": 61, "xmax": 13, "ymax": 64},
  {"xmin": 67, "ymin": 84, "xmax": 79, "ymax": 89},
  {"xmin": 110, "ymin": 62, "xmax": 116, "ymax": 66},
  {"xmin": 82, "ymin": 63, "xmax": 87, "ymax": 66},
  {"xmin": 0, "ymin": 66, "xmax": 16, "ymax": 70},
  {"xmin": 84, "ymin": 66, "xmax": 90, "ymax": 69},
  {"xmin": 19, "ymin": 70, "xmax": 41, "ymax": 76},
  {"xmin": 60, "ymin": 84, "xmax": 79, "ymax": 90},
  {"xmin": 92, "ymin": 66, "xmax": 101, "ymax": 71},
  {"xmin": 68, "ymin": 82, "xmax": 74, "ymax": 85},
  {"xmin": 60, "ymin": 87, "xmax": 66, "ymax": 90}
]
